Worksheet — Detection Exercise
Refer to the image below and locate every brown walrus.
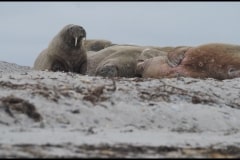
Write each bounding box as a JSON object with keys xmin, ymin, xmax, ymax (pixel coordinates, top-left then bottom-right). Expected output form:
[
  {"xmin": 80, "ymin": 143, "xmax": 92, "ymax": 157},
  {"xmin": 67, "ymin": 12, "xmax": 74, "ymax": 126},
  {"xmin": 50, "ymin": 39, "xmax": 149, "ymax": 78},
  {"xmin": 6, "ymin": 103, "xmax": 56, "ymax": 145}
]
[
  {"xmin": 136, "ymin": 43, "xmax": 240, "ymax": 80},
  {"xmin": 138, "ymin": 47, "xmax": 169, "ymax": 61},
  {"xmin": 33, "ymin": 24, "xmax": 87, "ymax": 74},
  {"xmin": 87, "ymin": 45, "xmax": 168, "ymax": 77},
  {"xmin": 87, "ymin": 45, "xmax": 143, "ymax": 77},
  {"xmin": 84, "ymin": 39, "xmax": 113, "ymax": 52}
]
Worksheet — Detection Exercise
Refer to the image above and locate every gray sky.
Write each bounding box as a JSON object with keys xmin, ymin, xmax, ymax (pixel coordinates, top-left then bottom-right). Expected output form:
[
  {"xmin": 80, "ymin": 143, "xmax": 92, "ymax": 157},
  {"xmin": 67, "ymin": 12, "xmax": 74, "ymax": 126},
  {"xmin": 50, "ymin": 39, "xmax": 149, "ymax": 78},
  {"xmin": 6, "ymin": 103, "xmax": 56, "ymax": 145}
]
[{"xmin": 1, "ymin": 2, "xmax": 240, "ymax": 66}]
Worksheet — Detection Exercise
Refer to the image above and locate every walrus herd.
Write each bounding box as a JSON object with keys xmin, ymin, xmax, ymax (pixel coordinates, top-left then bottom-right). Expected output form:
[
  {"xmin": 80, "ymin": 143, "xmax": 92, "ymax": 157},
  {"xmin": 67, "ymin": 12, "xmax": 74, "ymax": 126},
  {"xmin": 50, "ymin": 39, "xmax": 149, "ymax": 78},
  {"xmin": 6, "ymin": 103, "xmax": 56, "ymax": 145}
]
[{"xmin": 33, "ymin": 24, "xmax": 240, "ymax": 80}]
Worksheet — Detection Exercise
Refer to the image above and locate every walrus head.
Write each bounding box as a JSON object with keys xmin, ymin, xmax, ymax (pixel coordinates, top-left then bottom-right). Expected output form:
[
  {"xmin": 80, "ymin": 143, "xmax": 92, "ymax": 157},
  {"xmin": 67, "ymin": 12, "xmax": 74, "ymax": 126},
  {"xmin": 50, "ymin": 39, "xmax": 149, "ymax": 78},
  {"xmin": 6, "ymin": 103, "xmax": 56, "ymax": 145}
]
[
  {"xmin": 60, "ymin": 24, "xmax": 86, "ymax": 49},
  {"xmin": 136, "ymin": 56, "xmax": 174, "ymax": 78}
]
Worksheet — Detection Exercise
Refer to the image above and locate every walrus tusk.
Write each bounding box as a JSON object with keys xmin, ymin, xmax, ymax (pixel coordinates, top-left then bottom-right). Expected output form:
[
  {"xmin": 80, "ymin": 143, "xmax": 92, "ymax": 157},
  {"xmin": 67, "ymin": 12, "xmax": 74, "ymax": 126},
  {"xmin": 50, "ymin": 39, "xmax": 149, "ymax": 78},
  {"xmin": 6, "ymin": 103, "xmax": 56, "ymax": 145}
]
[{"xmin": 75, "ymin": 37, "xmax": 78, "ymax": 46}]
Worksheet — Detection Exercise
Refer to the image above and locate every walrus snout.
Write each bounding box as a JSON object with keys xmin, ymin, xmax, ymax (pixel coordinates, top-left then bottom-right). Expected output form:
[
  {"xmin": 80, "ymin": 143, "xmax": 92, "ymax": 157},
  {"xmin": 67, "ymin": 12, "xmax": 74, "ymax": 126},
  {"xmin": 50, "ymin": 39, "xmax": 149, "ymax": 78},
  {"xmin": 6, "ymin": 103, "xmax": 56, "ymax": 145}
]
[
  {"xmin": 62, "ymin": 24, "xmax": 87, "ymax": 48},
  {"xmin": 74, "ymin": 26, "xmax": 86, "ymax": 47}
]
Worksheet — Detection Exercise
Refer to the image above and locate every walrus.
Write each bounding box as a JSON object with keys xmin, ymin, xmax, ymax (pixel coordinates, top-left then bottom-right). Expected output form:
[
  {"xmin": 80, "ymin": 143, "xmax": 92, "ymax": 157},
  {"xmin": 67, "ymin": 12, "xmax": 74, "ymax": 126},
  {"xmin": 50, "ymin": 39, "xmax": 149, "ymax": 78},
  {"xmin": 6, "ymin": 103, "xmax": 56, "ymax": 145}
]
[
  {"xmin": 87, "ymin": 45, "xmax": 143, "ymax": 77},
  {"xmin": 138, "ymin": 48, "xmax": 169, "ymax": 61},
  {"xmin": 33, "ymin": 24, "xmax": 87, "ymax": 74},
  {"xmin": 95, "ymin": 48, "xmax": 144, "ymax": 77},
  {"xmin": 87, "ymin": 45, "xmax": 168, "ymax": 77},
  {"xmin": 136, "ymin": 43, "xmax": 240, "ymax": 80},
  {"xmin": 84, "ymin": 39, "xmax": 113, "ymax": 52}
]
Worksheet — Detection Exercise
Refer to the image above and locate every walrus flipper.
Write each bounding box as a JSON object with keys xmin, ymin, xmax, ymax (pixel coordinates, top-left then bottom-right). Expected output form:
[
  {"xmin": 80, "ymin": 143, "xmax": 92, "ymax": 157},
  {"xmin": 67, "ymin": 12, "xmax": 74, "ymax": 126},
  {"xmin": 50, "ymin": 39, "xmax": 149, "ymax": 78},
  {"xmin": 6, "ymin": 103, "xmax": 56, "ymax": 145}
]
[
  {"xmin": 95, "ymin": 64, "xmax": 118, "ymax": 77},
  {"xmin": 167, "ymin": 47, "xmax": 191, "ymax": 67},
  {"xmin": 228, "ymin": 67, "xmax": 240, "ymax": 78},
  {"xmin": 51, "ymin": 60, "xmax": 68, "ymax": 72}
]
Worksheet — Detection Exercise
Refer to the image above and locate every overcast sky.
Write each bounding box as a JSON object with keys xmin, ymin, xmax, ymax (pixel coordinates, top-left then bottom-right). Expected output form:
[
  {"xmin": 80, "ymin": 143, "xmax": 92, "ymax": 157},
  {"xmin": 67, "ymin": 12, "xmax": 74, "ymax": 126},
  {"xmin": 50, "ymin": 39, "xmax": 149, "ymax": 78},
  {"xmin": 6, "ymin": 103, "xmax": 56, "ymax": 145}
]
[{"xmin": 1, "ymin": 2, "xmax": 240, "ymax": 66}]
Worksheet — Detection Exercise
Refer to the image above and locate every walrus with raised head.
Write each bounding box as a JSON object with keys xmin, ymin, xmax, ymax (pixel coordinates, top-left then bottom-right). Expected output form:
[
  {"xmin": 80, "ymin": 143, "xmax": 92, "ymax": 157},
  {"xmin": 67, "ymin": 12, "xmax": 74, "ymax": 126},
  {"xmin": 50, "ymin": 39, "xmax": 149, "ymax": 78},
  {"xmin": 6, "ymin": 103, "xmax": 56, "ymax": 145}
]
[
  {"xmin": 136, "ymin": 43, "xmax": 240, "ymax": 80},
  {"xmin": 33, "ymin": 24, "xmax": 87, "ymax": 74}
]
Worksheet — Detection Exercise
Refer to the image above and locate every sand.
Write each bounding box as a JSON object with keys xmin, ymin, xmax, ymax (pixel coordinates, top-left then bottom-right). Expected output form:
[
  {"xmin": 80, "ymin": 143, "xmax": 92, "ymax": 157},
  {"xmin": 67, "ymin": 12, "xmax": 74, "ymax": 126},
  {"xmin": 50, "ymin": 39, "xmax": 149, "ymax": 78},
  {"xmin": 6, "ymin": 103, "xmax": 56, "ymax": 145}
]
[{"xmin": 0, "ymin": 61, "xmax": 240, "ymax": 158}]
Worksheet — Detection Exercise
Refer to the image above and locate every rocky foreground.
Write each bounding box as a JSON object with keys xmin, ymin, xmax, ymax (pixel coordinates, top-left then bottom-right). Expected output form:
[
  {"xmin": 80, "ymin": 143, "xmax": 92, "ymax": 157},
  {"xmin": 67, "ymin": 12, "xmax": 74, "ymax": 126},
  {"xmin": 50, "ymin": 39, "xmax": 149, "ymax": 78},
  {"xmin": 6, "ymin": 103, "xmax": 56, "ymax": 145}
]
[{"xmin": 0, "ymin": 61, "xmax": 240, "ymax": 158}]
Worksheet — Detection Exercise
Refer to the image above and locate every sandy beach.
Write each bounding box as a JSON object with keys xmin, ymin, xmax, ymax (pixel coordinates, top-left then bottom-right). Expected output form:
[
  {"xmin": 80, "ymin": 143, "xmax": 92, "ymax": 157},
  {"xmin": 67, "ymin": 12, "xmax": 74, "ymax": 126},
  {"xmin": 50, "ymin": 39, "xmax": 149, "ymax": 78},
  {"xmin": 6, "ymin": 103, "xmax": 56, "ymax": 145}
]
[{"xmin": 0, "ymin": 61, "xmax": 240, "ymax": 158}]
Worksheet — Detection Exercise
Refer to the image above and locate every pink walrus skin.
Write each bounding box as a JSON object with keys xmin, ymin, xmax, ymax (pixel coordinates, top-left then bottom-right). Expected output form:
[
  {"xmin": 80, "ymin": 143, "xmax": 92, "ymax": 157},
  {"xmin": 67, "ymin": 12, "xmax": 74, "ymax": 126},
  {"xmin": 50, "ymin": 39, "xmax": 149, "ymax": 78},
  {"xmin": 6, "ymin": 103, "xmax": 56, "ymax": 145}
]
[{"xmin": 136, "ymin": 43, "xmax": 240, "ymax": 80}]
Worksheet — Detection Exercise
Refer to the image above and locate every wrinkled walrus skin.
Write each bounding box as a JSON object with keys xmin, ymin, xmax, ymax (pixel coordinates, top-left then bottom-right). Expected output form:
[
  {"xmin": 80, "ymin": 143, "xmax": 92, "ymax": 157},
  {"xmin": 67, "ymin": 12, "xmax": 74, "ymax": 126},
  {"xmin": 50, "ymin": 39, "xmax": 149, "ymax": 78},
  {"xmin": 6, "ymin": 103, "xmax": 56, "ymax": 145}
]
[
  {"xmin": 87, "ymin": 45, "xmax": 168, "ymax": 77},
  {"xmin": 84, "ymin": 39, "xmax": 113, "ymax": 52},
  {"xmin": 137, "ymin": 43, "xmax": 240, "ymax": 80}
]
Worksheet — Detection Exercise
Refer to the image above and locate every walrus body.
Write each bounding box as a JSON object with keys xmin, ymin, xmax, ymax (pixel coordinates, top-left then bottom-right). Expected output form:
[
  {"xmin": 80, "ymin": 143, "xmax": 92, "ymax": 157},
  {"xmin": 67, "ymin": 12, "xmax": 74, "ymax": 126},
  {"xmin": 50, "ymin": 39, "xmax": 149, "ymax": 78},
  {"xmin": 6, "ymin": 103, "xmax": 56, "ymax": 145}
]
[
  {"xmin": 84, "ymin": 39, "xmax": 113, "ymax": 52},
  {"xmin": 87, "ymin": 45, "xmax": 168, "ymax": 77},
  {"xmin": 87, "ymin": 45, "xmax": 144, "ymax": 77},
  {"xmin": 137, "ymin": 43, "xmax": 240, "ymax": 80},
  {"xmin": 33, "ymin": 24, "xmax": 87, "ymax": 74}
]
